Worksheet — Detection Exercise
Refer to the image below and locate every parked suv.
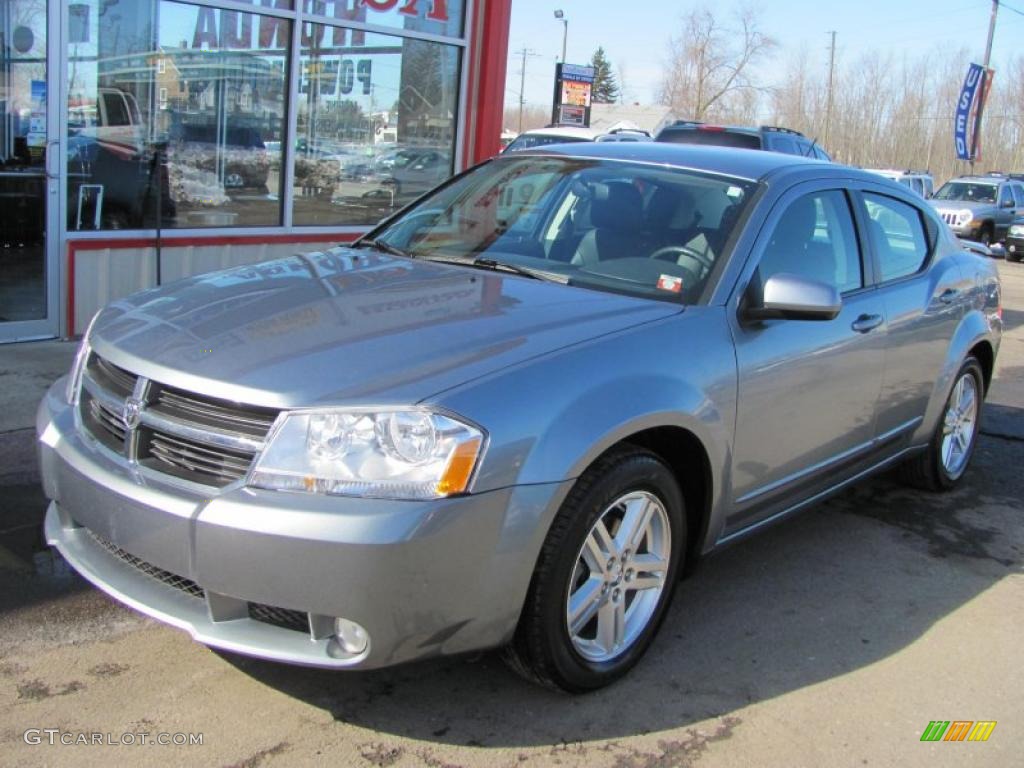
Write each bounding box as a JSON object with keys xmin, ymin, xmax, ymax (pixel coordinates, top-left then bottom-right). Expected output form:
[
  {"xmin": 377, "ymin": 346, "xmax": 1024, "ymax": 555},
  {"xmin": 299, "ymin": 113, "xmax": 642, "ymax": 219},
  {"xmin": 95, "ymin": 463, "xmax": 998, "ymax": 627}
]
[
  {"xmin": 655, "ymin": 121, "xmax": 831, "ymax": 160},
  {"xmin": 930, "ymin": 173, "xmax": 1024, "ymax": 246},
  {"xmin": 865, "ymin": 169, "xmax": 934, "ymax": 198}
]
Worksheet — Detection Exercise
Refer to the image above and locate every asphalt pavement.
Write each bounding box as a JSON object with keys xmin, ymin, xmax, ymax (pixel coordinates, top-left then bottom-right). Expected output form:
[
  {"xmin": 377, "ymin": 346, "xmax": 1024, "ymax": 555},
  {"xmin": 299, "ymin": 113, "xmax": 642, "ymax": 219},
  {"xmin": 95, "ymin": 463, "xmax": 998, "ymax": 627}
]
[{"xmin": 0, "ymin": 263, "xmax": 1021, "ymax": 768}]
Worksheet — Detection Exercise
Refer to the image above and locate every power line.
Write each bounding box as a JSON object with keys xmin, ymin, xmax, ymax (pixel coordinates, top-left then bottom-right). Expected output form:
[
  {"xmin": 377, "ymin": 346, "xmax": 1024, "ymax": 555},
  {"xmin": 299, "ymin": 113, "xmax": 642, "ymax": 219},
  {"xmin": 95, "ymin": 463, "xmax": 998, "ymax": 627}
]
[{"xmin": 999, "ymin": 0, "xmax": 1024, "ymax": 17}]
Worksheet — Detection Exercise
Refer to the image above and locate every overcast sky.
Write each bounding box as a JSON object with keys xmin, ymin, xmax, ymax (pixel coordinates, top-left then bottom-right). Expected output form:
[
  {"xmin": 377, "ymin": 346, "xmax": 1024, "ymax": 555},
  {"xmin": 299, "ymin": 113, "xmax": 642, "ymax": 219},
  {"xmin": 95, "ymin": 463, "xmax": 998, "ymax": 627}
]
[{"xmin": 504, "ymin": 0, "xmax": 1024, "ymax": 109}]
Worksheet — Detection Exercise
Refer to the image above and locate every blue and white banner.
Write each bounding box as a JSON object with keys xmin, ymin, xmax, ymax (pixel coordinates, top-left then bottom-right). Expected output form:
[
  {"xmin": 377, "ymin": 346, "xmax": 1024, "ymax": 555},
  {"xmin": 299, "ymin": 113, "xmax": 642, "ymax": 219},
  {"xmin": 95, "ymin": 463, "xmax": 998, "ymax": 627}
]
[{"xmin": 955, "ymin": 63, "xmax": 986, "ymax": 161}]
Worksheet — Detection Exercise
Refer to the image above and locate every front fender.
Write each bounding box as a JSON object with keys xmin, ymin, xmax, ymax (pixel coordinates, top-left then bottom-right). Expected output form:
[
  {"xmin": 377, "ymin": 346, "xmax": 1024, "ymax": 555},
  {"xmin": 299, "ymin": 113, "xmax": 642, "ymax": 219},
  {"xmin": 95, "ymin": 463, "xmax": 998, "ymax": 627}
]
[{"xmin": 431, "ymin": 310, "xmax": 737, "ymax": 553}]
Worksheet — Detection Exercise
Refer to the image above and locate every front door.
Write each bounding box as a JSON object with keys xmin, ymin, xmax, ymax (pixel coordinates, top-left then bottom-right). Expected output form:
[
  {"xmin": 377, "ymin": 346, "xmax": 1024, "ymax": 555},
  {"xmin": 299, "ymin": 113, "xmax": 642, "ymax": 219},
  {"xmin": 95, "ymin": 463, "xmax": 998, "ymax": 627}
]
[
  {"xmin": 0, "ymin": 0, "xmax": 59, "ymax": 342},
  {"xmin": 725, "ymin": 186, "xmax": 886, "ymax": 536}
]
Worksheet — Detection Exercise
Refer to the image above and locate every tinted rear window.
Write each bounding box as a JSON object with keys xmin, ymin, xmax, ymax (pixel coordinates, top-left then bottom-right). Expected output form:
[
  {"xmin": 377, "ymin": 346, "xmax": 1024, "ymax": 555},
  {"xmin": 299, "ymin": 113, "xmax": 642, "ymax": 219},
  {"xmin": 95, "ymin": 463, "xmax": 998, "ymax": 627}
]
[{"xmin": 656, "ymin": 128, "xmax": 761, "ymax": 150}]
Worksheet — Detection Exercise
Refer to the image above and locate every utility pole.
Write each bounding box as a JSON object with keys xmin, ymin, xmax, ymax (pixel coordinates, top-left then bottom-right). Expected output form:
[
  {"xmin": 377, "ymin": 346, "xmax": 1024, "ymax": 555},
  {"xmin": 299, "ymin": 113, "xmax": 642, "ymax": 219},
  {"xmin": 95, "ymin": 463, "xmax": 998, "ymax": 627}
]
[
  {"xmin": 825, "ymin": 30, "xmax": 836, "ymax": 149},
  {"xmin": 516, "ymin": 48, "xmax": 537, "ymax": 133},
  {"xmin": 970, "ymin": 0, "xmax": 999, "ymax": 167}
]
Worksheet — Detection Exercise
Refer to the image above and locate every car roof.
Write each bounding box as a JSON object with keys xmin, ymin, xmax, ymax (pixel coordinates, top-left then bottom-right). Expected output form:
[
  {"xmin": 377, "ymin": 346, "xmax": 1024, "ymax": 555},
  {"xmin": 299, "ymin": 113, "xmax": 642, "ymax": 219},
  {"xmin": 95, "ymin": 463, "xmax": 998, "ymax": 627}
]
[
  {"xmin": 949, "ymin": 176, "xmax": 1003, "ymax": 183},
  {"xmin": 524, "ymin": 141, "xmax": 833, "ymax": 182},
  {"xmin": 522, "ymin": 126, "xmax": 598, "ymax": 140}
]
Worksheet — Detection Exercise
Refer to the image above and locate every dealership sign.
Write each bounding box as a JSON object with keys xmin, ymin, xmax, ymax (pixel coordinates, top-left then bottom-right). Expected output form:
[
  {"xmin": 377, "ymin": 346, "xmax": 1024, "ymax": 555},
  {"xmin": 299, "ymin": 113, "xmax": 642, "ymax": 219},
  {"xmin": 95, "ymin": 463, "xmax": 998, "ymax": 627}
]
[{"xmin": 551, "ymin": 63, "xmax": 595, "ymax": 127}]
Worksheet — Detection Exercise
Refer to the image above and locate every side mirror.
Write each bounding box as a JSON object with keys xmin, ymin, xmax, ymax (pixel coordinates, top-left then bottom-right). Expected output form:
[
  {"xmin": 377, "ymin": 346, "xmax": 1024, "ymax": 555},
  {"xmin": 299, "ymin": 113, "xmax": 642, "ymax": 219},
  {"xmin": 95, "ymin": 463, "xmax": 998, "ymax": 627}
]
[
  {"xmin": 743, "ymin": 272, "xmax": 842, "ymax": 322},
  {"xmin": 1003, "ymin": 199, "xmax": 1015, "ymax": 208}
]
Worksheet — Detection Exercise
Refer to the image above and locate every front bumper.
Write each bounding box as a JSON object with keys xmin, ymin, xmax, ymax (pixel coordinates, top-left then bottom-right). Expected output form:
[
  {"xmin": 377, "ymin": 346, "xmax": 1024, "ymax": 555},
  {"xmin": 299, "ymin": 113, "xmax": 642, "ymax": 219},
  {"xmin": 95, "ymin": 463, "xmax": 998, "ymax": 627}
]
[{"xmin": 38, "ymin": 380, "xmax": 570, "ymax": 669}]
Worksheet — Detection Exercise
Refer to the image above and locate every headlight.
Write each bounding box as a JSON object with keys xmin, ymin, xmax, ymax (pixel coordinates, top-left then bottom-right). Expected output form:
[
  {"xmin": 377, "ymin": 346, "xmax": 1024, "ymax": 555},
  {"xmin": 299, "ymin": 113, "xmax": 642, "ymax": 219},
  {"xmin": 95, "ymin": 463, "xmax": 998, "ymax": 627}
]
[
  {"xmin": 65, "ymin": 312, "xmax": 100, "ymax": 405},
  {"xmin": 249, "ymin": 408, "xmax": 485, "ymax": 500},
  {"xmin": 957, "ymin": 209, "xmax": 974, "ymax": 226},
  {"xmin": 1009, "ymin": 224, "xmax": 1024, "ymax": 237}
]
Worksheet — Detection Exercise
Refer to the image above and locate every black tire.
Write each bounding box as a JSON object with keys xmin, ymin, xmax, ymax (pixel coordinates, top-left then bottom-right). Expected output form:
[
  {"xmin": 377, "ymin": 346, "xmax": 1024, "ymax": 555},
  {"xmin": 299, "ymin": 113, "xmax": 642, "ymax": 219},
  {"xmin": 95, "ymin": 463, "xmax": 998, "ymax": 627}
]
[
  {"xmin": 978, "ymin": 224, "xmax": 994, "ymax": 248},
  {"xmin": 899, "ymin": 356, "xmax": 984, "ymax": 491},
  {"xmin": 1007, "ymin": 249, "xmax": 1023, "ymax": 263},
  {"xmin": 505, "ymin": 446, "xmax": 685, "ymax": 692}
]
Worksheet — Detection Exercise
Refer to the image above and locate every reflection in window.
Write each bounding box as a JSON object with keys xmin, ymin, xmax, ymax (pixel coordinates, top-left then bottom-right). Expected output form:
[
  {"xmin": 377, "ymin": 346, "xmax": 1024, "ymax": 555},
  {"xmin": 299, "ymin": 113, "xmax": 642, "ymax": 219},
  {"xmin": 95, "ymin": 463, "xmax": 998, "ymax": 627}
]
[
  {"xmin": 292, "ymin": 25, "xmax": 460, "ymax": 226},
  {"xmin": 66, "ymin": 0, "xmax": 287, "ymax": 230}
]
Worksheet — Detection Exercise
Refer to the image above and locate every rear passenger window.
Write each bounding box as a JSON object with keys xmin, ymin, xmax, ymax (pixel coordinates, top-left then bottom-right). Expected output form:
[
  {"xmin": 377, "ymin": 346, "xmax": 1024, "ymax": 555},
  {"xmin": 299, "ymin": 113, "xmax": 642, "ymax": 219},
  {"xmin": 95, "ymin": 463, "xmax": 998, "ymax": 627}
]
[
  {"xmin": 1012, "ymin": 184, "xmax": 1024, "ymax": 207},
  {"xmin": 863, "ymin": 193, "xmax": 930, "ymax": 282},
  {"xmin": 771, "ymin": 136, "xmax": 799, "ymax": 155},
  {"xmin": 759, "ymin": 191, "xmax": 863, "ymax": 294}
]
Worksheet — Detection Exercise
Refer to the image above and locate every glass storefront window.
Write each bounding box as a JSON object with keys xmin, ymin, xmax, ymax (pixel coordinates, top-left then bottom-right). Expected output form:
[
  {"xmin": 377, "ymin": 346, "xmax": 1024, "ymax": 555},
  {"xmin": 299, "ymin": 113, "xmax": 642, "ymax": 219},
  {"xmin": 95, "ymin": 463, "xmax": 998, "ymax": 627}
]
[
  {"xmin": 292, "ymin": 25, "xmax": 460, "ymax": 226},
  {"xmin": 66, "ymin": 1, "xmax": 288, "ymax": 230},
  {"xmin": 302, "ymin": 0, "xmax": 465, "ymax": 40}
]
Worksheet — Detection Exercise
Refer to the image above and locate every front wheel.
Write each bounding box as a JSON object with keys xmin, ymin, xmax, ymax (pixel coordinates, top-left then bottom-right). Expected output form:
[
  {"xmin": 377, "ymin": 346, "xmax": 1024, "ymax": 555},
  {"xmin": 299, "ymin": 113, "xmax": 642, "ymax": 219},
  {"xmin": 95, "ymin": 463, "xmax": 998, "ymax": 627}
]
[
  {"xmin": 505, "ymin": 446, "xmax": 685, "ymax": 692},
  {"xmin": 900, "ymin": 357, "xmax": 983, "ymax": 491}
]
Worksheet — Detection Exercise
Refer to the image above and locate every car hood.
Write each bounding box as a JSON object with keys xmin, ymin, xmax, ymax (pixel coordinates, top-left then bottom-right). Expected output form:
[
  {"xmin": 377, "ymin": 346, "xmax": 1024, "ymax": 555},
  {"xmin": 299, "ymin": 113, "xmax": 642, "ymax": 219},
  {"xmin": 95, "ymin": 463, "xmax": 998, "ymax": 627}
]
[
  {"xmin": 929, "ymin": 199, "xmax": 996, "ymax": 213},
  {"xmin": 89, "ymin": 248, "xmax": 680, "ymax": 407}
]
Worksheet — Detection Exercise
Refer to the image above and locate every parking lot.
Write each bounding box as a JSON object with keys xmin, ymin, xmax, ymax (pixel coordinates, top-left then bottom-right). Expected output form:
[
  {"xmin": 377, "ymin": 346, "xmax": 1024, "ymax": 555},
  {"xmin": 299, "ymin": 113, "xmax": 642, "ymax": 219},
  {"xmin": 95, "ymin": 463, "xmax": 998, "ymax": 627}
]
[{"xmin": 0, "ymin": 262, "xmax": 1021, "ymax": 768}]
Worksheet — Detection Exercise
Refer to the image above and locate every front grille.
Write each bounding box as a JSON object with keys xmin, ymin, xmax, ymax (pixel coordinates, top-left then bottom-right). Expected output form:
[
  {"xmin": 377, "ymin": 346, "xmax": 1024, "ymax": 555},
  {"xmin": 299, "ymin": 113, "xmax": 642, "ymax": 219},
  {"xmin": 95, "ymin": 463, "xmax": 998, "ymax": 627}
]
[
  {"xmin": 87, "ymin": 530, "xmax": 205, "ymax": 600},
  {"xmin": 247, "ymin": 603, "xmax": 310, "ymax": 634},
  {"xmin": 940, "ymin": 211, "xmax": 957, "ymax": 226},
  {"xmin": 78, "ymin": 352, "xmax": 279, "ymax": 488}
]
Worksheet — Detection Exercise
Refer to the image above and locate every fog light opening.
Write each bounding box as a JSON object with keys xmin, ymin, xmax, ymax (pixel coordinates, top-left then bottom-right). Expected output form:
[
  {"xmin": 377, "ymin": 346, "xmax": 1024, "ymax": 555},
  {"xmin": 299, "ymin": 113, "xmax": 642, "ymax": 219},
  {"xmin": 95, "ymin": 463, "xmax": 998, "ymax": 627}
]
[{"xmin": 332, "ymin": 618, "xmax": 369, "ymax": 656}]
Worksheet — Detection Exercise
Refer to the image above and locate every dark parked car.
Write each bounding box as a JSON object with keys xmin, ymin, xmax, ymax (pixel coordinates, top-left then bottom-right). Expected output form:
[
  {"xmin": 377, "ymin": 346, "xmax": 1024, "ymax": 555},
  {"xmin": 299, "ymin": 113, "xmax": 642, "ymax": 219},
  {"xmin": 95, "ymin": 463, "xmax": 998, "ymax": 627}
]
[
  {"xmin": 41, "ymin": 143, "xmax": 1001, "ymax": 692},
  {"xmin": 1005, "ymin": 217, "xmax": 1024, "ymax": 262},
  {"xmin": 656, "ymin": 121, "xmax": 831, "ymax": 160}
]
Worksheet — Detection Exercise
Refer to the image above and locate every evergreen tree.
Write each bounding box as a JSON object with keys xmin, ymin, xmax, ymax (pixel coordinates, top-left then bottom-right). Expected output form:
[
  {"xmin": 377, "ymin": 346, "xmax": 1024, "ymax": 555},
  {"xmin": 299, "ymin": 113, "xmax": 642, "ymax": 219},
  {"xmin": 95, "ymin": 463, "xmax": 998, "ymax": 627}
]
[{"xmin": 590, "ymin": 47, "xmax": 619, "ymax": 104}]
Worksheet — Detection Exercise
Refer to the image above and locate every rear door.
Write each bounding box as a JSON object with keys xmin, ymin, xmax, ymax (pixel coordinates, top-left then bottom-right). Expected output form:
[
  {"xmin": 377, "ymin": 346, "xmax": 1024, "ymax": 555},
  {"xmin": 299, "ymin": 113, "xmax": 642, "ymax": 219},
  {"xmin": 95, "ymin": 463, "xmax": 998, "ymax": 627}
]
[
  {"xmin": 727, "ymin": 184, "xmax": 886, "ymax": 535},
  {"xmin": 856, "ymin": 187, "xmax": 968, "ymax": 443}
]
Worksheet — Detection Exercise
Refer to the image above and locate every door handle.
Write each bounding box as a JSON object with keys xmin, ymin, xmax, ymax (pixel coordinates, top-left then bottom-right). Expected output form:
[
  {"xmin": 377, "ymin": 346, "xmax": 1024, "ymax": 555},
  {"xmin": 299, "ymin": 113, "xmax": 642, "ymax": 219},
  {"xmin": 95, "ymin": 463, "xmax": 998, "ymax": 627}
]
[
  {"xmin": 45, "ymin": 139, "xmax": 60, "ymax": 180},
  {"xmin": 851, "ymin": 313, "xmax": 883, "ymax": 333},
  {"xmin": 939, "ymin": 288, "xmax": 960, "ymax": 305}
]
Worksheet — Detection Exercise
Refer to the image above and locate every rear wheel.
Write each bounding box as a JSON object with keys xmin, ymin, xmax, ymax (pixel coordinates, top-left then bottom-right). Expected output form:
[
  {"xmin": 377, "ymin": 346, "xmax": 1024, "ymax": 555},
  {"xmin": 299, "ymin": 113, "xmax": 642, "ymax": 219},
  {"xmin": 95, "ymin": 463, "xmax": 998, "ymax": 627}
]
[
  {"xmin": 505, "ymin": 447, "xmax": 685, "ymax": 692},
  {"xmin": 900, "ymin": 357, "xmax": 983, "ymax": 491}
]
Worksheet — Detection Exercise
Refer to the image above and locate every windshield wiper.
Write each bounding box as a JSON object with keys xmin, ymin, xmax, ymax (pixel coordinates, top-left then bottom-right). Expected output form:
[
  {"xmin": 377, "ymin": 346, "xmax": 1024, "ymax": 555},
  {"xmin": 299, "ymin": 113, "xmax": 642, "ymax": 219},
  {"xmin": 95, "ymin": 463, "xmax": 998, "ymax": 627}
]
[
  {"xmin": 353, "ymin": 238, "xmax": 411, "ymax": 259},
  {"xmin": 415, "ymin": 254, "xmax": 569, "ymax": 284},
  {"xmin": 472, "ymin": 257, "xmax": 570, "ymax": 284}
]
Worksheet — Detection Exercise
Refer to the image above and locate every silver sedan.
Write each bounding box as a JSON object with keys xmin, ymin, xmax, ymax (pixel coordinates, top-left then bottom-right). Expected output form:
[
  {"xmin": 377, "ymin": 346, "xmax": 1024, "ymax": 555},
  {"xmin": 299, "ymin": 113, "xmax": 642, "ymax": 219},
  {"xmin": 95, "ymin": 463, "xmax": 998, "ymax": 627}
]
[{"xmin": 38, "ymin": 144, "xmax": 1002, "ymax": 691}]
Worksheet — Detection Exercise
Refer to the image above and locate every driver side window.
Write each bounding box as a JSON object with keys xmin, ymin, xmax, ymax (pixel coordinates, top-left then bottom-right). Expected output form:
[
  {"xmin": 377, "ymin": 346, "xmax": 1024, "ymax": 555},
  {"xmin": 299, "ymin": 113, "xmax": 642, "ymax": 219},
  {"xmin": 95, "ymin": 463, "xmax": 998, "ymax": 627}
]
[{"xmin": 758, "ymin": 191, "xmax": 863, "ymax": 294}]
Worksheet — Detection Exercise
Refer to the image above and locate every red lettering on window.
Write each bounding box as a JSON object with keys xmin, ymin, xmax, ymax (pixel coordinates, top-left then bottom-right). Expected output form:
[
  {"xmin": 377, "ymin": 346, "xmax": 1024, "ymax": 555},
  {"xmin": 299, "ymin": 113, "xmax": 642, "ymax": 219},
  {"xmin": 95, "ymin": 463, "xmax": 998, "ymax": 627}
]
[{"xmin": 425, "ymin": 0, "xmax": 448, "ymax": 21}]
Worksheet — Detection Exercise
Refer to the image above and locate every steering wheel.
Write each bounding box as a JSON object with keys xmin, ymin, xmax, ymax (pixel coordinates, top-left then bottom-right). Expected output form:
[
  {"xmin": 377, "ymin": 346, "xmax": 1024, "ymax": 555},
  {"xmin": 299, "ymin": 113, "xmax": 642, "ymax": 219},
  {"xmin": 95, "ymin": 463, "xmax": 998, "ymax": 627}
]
[{"xmin": 648, "ymin": 244, "xmax": 715, "ymax": 277}]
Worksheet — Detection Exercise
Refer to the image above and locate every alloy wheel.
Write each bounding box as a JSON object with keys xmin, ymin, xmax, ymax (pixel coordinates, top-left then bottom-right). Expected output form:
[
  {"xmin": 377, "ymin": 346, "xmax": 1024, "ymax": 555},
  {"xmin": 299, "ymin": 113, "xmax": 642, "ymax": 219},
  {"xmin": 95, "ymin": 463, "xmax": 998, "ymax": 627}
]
[
  {"xmin": 565, "ymin": 491, "xmax": 671, "ymax": 663},
  {"xmin": 941, "ymin": 371, "xmax": 979, "ymax": 478}
]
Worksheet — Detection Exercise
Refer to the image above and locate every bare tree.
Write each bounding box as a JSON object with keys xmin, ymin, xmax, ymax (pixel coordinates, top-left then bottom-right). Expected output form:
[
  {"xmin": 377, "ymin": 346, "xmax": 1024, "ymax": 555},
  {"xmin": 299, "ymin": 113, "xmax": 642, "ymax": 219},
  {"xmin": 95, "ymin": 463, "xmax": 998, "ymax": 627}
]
[{"xmin": 658, "ymin": 6, "xmax": 776, "ymax": 121}]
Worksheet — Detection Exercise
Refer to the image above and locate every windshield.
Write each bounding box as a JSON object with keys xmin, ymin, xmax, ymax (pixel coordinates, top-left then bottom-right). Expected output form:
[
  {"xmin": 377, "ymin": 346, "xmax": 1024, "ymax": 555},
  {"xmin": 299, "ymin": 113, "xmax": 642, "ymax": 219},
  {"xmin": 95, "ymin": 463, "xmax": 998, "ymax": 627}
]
[
  {"xmin": 369, "ymin": 156, "xmax": 756, "ymax": 304},
  {"xmin": 505, "ymin": 134, "xmax": 592, "ymax": 152},
  {"xmin": 933, "ymin": 181, "xmax": 997, "ymax": 203}
]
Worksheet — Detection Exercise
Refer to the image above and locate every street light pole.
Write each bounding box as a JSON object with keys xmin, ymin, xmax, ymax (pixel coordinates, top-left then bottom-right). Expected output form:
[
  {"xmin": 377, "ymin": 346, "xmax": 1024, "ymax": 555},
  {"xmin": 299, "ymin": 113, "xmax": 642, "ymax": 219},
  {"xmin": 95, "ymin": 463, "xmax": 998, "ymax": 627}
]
[{"xmin": 554, "ymin": 10, "xmax": 568, "ymax": 63}]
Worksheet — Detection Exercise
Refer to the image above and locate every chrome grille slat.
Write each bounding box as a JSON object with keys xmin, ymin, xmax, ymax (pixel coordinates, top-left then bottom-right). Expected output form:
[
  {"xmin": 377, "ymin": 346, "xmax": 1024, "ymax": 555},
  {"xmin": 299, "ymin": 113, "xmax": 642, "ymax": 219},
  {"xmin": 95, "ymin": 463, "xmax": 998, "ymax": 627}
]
[
  {"xmin": 149, "ymin": 435, "xmax": 252, "ymax": 481},
  {"xmin": 93, "ymin": 356, "xmax": 138, "ymax": 395},
  {"xmin": 90, "ymin": 399, "xmax": 127, "ymax": 442},
  {"xmin": 154, "ymin": 388, "xmax": 277, "ymax": 435},
  {"xmin": 78, "ymin": 353, "xmax": 279, "ymax": 488}
]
